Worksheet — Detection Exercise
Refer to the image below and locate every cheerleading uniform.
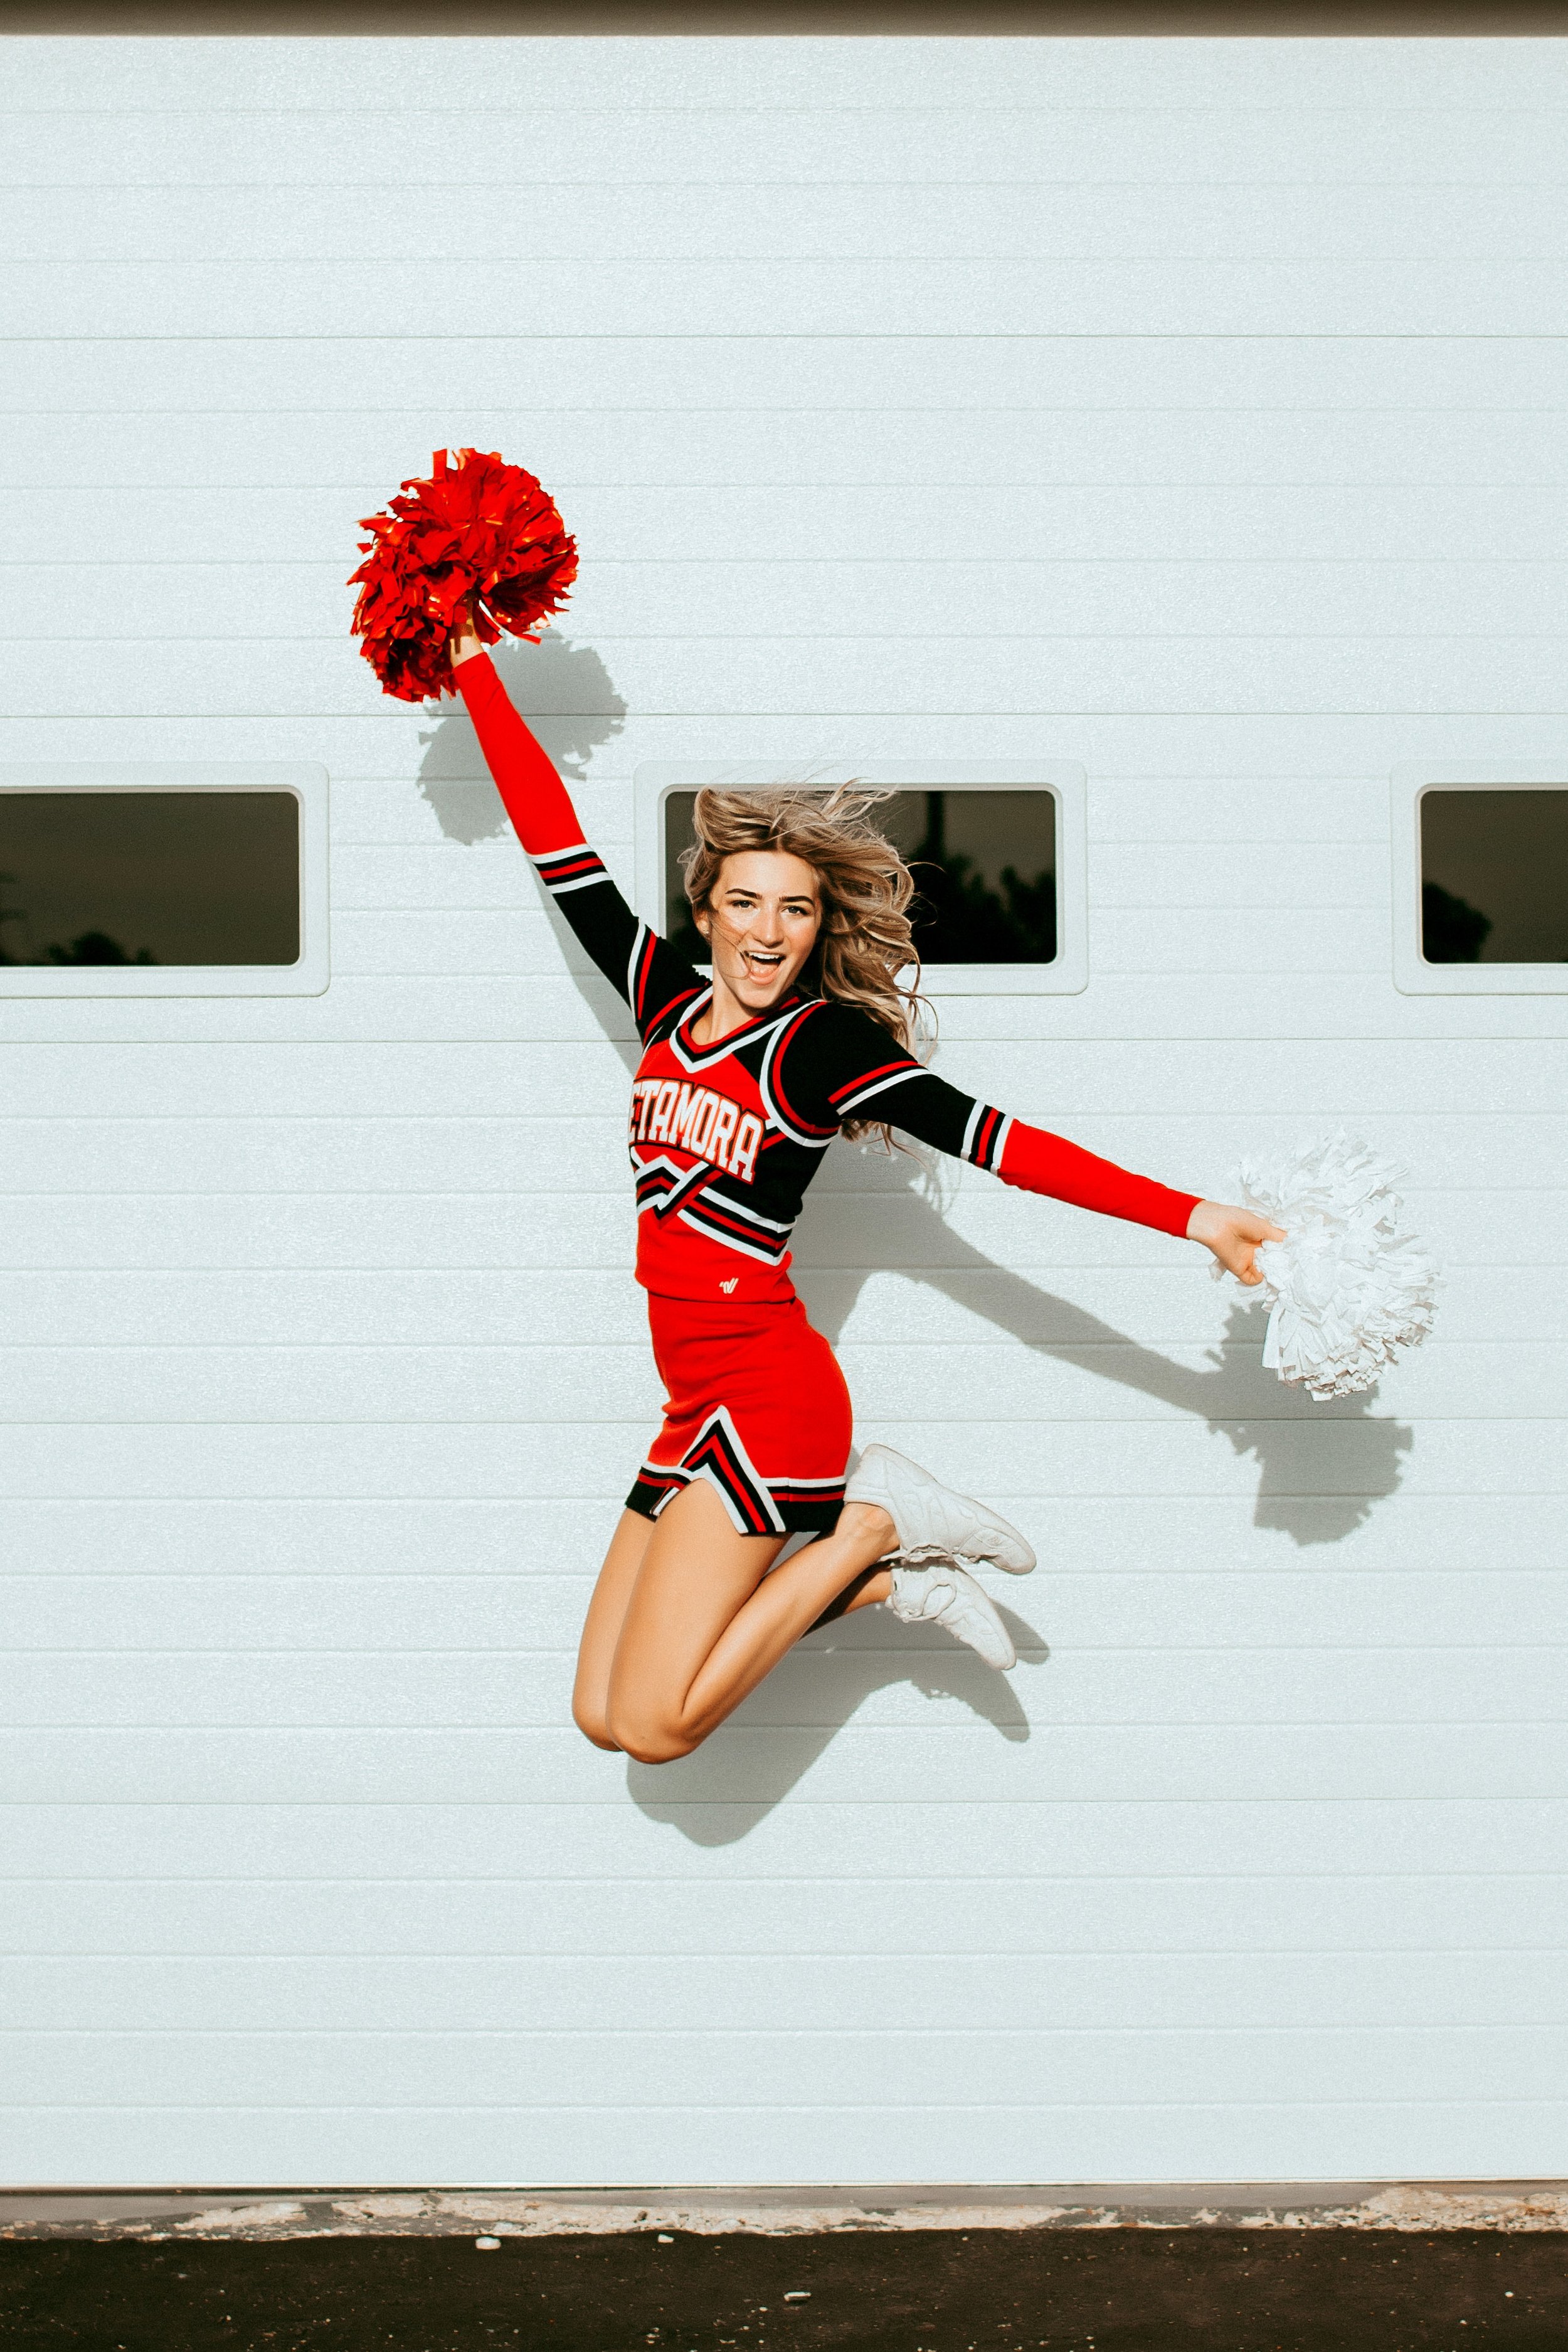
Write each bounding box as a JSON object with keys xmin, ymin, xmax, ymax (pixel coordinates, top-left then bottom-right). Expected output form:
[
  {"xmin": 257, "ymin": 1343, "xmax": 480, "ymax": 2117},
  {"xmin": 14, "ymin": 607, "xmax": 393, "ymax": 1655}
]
[{"xmin": 456, "ymin": 653, "xmax": 1201, "ymax": 1536}]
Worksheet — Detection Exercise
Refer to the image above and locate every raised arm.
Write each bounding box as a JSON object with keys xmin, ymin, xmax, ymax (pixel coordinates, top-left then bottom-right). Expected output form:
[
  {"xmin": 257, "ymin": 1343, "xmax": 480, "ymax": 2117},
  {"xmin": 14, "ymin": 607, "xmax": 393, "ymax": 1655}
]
[
  {"xmin": 450, "ymin": 629, "xmax": 701, "ymax": 1039},
  {"xmin": 768, "ymin": 1001, "xmax": 1281, "ymax": 1282}
]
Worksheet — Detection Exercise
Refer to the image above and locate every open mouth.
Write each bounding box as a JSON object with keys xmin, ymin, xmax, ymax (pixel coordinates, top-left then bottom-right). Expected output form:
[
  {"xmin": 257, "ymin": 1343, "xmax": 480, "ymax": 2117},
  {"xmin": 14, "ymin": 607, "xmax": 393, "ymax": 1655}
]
[{"xmin": 740, "ymin": 949, "xmax": 785, "ymax": 980}]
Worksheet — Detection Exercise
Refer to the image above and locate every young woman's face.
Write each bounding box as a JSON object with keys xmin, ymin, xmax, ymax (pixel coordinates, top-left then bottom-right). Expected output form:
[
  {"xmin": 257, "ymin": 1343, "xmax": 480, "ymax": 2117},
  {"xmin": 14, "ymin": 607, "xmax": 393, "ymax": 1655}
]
[{"xmin": 695, "ymin": 849, "xmax": 822, "ymax": 1012}]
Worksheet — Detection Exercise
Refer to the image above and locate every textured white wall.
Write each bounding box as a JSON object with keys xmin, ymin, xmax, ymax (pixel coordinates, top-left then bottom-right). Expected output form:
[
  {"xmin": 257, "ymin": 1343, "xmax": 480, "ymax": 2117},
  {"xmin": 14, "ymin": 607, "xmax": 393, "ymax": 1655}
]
[{"xmin": 3, "ymin": 32, "xmax": 1566, "ymax": 2188}]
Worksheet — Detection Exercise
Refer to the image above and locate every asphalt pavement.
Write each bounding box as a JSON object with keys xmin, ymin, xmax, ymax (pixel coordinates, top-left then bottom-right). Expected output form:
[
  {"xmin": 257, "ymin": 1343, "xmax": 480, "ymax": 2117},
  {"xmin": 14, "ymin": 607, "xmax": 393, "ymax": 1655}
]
[{"xmin": 4, "ymin": 2225, "xmax": 1568, "ymax": 2351}]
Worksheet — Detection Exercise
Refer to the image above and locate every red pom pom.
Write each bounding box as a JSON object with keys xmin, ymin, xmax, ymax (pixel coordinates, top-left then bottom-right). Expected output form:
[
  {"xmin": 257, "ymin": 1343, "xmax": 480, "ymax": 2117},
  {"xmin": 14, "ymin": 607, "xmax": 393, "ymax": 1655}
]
[{"xmin": 348, "ymin": 447, "xmax": 578, "ymax": 703}]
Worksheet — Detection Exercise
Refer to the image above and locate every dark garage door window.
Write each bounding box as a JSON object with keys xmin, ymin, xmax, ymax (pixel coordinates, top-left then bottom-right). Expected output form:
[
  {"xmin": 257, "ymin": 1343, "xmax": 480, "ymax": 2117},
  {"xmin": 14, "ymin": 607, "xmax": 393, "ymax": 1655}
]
[
  {"xmin": 0, "ymin": 792, "xmax": 300, "ymax": 967},
  {"xmin": 663, "ymin": 789, "xmax": 1056, "ymax": 967},
  {"xmin": 1420, "ymin": 788, "xmax": 1568, "ymax": 966}
]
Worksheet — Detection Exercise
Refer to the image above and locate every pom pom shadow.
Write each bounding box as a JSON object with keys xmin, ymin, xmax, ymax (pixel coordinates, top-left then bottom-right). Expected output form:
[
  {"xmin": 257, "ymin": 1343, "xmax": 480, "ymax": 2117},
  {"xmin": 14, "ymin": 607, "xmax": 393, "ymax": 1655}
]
[{"xmin": 415, "ymin": 632, "xmax": 627, "ymax": 844}]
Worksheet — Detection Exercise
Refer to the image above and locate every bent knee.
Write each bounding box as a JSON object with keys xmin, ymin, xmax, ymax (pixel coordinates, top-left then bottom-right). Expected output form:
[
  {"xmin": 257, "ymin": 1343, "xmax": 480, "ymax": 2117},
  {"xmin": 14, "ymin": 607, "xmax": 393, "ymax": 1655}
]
[
  {"xmin": 572, "ymin": 1698, "xmax": 622, "ymax": 1753},
  {"xmin": 607, "ymin": 1711, "xmax": 701, "ymax": 1765}
]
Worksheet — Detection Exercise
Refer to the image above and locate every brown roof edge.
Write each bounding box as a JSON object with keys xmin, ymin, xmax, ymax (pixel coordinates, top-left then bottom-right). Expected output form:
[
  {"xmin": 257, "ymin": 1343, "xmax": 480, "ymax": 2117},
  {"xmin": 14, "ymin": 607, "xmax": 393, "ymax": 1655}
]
[{"xmin": 7, "ymin": 0, "xmax": 1568, "ymax": 35}]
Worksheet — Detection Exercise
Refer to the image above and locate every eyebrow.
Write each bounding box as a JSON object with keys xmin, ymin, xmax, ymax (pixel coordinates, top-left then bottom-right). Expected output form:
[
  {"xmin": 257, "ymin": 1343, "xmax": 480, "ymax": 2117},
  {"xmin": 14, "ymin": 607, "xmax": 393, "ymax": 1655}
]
[{"xmin": 721, "ymin": 887, "xmax": 817, "ymax": 906}]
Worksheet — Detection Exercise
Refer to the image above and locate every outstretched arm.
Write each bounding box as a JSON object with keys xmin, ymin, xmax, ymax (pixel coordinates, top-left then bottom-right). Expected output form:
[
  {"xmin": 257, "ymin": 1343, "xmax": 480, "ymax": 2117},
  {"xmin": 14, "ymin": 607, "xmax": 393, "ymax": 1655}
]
[
  {"xmin": 449, "ymin": 622, "xmax": 701, "ymax": 1038},
  {"xmin": 768, "ymin": 1002, "xmax": 1283, "ymax": 1284},
  {"xmin": 998, "ymin": 1119, "xmax": 1282, "ymax": 1282}
]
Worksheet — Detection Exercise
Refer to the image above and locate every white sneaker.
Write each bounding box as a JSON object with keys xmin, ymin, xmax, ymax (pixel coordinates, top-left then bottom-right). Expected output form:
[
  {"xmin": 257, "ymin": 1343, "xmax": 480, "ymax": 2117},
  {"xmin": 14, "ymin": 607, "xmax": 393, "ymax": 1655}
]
[
  {"xmin": 846, "ymin": 1444, "xmax": 1036, "ymax": 1574},
  {"xmin": 886, "ymin": 1558, "xmax": 1016, "ymax": 1671}
]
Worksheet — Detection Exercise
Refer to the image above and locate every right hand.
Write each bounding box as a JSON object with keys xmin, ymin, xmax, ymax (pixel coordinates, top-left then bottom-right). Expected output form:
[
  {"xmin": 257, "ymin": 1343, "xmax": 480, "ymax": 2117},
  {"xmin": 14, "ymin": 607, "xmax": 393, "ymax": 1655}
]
[{"xmin": 448, "ymin": 595, "xmax": 485, "ymax": 669}]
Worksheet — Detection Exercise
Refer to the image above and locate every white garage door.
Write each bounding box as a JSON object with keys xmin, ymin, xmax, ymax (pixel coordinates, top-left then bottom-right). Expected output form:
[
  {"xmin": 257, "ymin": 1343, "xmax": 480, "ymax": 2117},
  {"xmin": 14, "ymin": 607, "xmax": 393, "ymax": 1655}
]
[{"xmin": 2, "ymin": 28, "xmax": 1564, "ymax": 2186}]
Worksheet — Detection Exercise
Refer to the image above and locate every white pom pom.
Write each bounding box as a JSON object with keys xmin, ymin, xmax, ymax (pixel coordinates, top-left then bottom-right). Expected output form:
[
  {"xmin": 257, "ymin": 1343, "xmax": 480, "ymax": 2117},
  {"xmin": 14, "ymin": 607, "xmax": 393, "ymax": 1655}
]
[{"xmin": 1216, "ymin": 1132, "xmax": 1441, "ymax": 1400}]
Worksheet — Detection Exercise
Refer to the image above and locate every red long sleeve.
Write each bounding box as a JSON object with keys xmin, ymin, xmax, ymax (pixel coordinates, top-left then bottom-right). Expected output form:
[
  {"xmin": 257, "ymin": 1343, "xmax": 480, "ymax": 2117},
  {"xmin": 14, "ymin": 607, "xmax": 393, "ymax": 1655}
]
[
  {"xmin": 454, "ymin": 651, "xmax": 583, "ymax": 855},
  {"xmin": 999, "ymin": 1119, "xmax": 1200, "ymax": 1239}
]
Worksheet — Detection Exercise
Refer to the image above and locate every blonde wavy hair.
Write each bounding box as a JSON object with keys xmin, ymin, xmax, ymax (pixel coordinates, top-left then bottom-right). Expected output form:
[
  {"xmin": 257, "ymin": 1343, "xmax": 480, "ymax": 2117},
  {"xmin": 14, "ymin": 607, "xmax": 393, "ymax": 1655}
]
[{"xmin": 681, "ymin": 785, "xmax": 927, "ymax": 1147}]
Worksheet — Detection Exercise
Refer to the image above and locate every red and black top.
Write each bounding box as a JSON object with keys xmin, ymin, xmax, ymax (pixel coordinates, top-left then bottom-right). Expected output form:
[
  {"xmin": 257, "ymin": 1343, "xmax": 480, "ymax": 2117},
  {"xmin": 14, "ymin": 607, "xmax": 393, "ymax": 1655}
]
[{"xmin": 457, "ymin": 654, "xmax": 1200, "ymax": 1305}]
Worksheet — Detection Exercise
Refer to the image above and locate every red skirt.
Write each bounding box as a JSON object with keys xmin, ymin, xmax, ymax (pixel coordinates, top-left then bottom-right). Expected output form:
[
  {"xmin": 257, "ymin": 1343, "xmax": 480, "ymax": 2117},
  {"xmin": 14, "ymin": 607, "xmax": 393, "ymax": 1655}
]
[{"xmin": 627, "ymin": 1294, "xmax": 854, "ymax": 1537}]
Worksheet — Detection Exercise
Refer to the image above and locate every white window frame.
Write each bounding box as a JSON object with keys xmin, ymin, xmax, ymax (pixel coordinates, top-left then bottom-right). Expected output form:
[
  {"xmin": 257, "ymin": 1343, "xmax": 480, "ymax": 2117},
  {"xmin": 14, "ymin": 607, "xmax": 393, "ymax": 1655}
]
[
  {"xmin": 1391, "ymin": 762, "xmax": 1568, "ymax": 996},
  {"xmin": 634, "ymin": 761, "xmax": 1088, "ymax": 996},
  {"xmin": 0, "ymin": 764, "xmax": 330, "ymax": 998}
]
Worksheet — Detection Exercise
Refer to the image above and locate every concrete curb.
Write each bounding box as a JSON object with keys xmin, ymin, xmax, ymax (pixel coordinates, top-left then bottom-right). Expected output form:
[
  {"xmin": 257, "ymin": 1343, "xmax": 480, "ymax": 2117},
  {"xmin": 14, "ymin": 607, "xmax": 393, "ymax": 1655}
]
[{"xmin": 6, "ymin": 2181, "xmax": 1568, "ymax": 2240}]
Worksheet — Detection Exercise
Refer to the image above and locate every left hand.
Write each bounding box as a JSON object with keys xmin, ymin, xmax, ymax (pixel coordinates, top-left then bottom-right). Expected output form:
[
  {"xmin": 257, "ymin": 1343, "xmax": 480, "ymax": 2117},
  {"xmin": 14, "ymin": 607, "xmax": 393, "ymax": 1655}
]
[{"xmin": 1186, "ymin": 1198, "xmax": 1286, "ymax": 1286}]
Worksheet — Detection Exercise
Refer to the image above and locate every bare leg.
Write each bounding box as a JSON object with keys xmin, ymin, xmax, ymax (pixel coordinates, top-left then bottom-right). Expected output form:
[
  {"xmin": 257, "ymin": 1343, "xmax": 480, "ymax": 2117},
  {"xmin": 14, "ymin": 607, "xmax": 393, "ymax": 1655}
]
[
  {"xmin": 571, "ymin": 1509, "xmax": 657, "ymax": 1750},
  {"xmin": 573, "ymin": 1503, "xmax": 894, "ymax": 1752},
  {"xmin": 837, "ymin": 1577, "xmax": 889, "ymax": 1615},
  {"xmin": 593, "ymin": 1482, "xmax": 896, "ymax": 1764}
]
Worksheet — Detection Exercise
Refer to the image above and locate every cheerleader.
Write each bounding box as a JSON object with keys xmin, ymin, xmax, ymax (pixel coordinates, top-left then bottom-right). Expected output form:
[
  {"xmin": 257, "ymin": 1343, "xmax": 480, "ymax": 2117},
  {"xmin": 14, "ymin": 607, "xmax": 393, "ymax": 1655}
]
[{"xmin": 449, "ymin": 619, "xmax": 1281, "ymax": 1762}]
